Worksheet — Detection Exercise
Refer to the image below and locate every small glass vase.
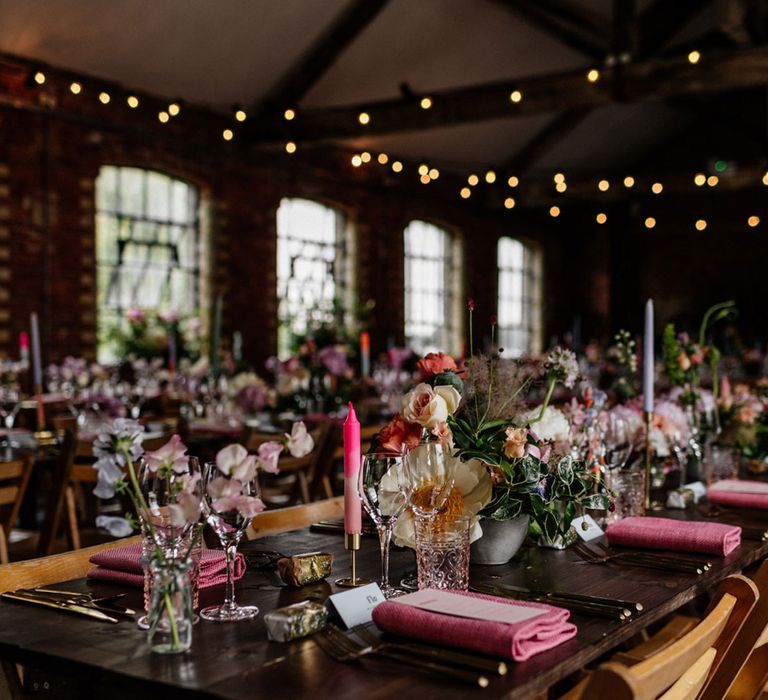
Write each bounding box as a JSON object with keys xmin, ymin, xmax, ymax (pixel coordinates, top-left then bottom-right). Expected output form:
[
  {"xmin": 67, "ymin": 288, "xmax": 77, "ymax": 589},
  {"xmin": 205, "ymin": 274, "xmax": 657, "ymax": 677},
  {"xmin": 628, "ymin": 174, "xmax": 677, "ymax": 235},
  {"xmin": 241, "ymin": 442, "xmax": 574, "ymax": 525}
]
[{"xmin": 146, "ymin": 558, "xmax": 193, "ymax": 654}]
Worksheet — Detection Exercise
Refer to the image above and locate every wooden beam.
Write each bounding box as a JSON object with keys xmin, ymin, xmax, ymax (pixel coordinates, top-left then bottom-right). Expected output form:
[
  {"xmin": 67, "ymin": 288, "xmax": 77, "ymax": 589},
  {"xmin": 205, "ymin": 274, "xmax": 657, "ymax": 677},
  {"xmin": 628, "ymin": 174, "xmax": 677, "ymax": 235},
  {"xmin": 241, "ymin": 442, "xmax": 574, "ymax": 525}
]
[
  {"xmin": 637, "ymin": 0, "xmax": 712, "ymax": 58},
  {"xmin": 256, "ymin": 0, "xmax": 390, "ymax": 112},
  {"xmin": 251, "ymin": 46, "xmax": 768, "ymax": 142},
  {"xmin": 491, "ymin": 0, "xmax": 608, "ymax": 60},
  {"xmin": 504, "ymin": 109, "xmax": 591, "ymax": 173}
]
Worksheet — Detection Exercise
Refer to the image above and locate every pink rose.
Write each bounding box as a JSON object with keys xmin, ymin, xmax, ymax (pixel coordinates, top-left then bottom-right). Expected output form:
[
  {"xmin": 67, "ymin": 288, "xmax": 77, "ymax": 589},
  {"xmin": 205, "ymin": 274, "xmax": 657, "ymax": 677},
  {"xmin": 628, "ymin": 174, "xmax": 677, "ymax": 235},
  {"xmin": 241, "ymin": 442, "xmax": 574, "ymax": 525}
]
[
  {"xmin": 431, "ymin": 422, "xmax": 454, "ymax": 447},
  {"xmin": 401, "ymin": 383, "xmax": 448, "ymax": 429},
  {"xmin": 416, "ymin": 352, "xmax": 458, "ymax": 379},
  {"xmin": 677, "ymin": 352, "xmax": 691, "ymax": 371},
  {"xmin": 378, "ymin": 415, "xmax": 422, "ymax": 454}
]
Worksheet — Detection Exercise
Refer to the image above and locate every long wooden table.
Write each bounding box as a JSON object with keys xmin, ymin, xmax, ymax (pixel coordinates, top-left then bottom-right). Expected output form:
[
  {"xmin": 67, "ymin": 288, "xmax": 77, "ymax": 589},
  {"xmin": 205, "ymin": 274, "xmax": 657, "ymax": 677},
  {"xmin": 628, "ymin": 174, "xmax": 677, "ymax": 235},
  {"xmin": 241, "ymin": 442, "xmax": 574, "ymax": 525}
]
[{"xmin": 1, "ymin": 508, "xmax": 767, "ymax": 699}]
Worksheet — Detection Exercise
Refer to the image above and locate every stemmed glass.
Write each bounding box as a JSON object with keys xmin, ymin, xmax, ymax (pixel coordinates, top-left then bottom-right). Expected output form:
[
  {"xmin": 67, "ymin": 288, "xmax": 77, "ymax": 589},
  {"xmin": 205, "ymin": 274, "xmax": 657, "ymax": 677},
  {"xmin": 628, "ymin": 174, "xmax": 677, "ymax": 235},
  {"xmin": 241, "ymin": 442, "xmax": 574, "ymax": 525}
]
[
  {"xmin": 201, "ymin": 449, "xmax": 262, "ymax": 622},
  {"xmin": 359, "ymin": 452, "xmax": 408, "ymax": 598},
  {"xmin": 401, "ymin": 441, "xmax": 456, "ymax": 520},
  {"xmin": 398, "ymin": 441, "xmax": 456, "ymax": 590}
]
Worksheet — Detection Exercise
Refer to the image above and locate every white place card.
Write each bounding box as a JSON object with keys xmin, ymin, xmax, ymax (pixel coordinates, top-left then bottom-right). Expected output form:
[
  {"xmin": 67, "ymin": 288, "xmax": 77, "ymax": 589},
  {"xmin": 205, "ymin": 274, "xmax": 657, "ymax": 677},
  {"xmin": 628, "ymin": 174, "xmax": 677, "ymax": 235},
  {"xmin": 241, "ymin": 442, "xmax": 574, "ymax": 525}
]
[
  {"xmin": 392, "ymin": 589, "xmax": 545, "ymax": 625},
  {"xmin": 327, "ymin": 583, "xmax": 385, "ymax": 628},
  {"xmin": 572, "ymin": 514, "xmax": 604, "ymax": 542}
]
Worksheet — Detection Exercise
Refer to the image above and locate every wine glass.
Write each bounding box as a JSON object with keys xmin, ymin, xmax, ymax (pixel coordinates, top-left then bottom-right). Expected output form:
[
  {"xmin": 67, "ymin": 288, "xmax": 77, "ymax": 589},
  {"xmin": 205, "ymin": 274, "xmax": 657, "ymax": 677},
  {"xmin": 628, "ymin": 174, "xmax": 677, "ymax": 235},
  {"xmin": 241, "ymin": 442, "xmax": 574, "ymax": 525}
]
[
  {"xmin": 401, "ymin": 441, "xmax": 456, "ymax": 520},
  {"xmin": 200, "ymin": 456, "xmax": 261, "ymax": 622},
  {"xmin": 359, "ymin": 452, "xmax": 408, "ymax": 598}
]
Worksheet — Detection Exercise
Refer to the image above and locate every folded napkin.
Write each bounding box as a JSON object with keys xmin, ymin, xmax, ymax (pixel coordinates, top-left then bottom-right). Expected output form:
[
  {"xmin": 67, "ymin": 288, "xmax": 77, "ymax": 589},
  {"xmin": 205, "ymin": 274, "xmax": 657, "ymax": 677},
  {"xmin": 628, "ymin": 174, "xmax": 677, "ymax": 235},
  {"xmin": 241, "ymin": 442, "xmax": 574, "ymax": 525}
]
[
  {"xmin": 87, "ymin": 543, "xmax": 246, "ymax": 589},
  {"xmin": 708, "ymin": 480, "xmax": 768, "ymax": 510},
  {"xmin": 371, "ymin": 590, "xmax": 577, "ymax": 662},
  {"xmin": 606, "ymin": 516, "xmax": 741, "ymax": 556}
]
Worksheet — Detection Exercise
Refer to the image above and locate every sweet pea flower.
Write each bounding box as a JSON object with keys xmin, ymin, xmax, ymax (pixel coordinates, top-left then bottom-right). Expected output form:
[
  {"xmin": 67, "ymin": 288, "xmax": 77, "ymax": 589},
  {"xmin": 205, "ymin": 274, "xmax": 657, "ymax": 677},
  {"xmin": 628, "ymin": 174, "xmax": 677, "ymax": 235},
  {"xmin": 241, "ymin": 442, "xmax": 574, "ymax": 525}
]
[
  {"xmin": 207, "ymin": 476, "xmax": 264, "ymax": 518},
  {"xmin": 215, "ymin": 444, "xmax": 257, "ymax": 482},
  {"xmin": 143, "ymin": 435, "xmax": 189, "ymax": 475},
  {"xmin": 503, "ymin": 426, "xmax": 528, "ymax": 459},
  {"xmin": 285, "ymin": 421, "xmax": 314, "ymax": 458},
  {"xmin": 257, "ymin": 441, "xmax": 283, "ymax": 474}
]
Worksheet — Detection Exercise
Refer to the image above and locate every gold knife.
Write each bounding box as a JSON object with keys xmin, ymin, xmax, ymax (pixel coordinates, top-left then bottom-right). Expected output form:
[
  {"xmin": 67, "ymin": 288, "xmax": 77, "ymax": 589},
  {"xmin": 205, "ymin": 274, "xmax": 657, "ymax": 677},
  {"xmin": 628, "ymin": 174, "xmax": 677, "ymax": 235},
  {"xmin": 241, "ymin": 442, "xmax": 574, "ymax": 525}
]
[{"xmin": 1, "ymin": 591, "xmax": 120, "ymax": 623}]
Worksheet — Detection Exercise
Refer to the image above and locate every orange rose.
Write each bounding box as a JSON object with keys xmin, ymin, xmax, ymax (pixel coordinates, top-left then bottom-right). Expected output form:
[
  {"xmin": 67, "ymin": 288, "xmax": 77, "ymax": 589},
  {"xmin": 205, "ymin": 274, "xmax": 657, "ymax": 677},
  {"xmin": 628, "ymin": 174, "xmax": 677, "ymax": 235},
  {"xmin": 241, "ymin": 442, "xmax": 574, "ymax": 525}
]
[
  {"xmin": 416, "ymin": 352, "xmax": 458, "ymax": 379},
  {"xmin": 677, "ymin": 352, "xmax": 691, "ymax": 371},
  {"xmin": 378, "ymin": 415, "xmax": 422, "ymax": 454},
  {"xmin": 431, "ymin": 421, "xmax": 454, "ymax": 447}
]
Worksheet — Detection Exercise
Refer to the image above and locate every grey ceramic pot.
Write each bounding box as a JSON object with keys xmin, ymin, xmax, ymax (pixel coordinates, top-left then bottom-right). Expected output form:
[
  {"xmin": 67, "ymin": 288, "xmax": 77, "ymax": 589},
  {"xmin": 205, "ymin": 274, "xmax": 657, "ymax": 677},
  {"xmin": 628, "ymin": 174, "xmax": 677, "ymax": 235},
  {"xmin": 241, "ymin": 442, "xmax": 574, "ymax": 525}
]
[{"xmin": 470, "ymin": 515, "xmax": 530, "ymax": 565}]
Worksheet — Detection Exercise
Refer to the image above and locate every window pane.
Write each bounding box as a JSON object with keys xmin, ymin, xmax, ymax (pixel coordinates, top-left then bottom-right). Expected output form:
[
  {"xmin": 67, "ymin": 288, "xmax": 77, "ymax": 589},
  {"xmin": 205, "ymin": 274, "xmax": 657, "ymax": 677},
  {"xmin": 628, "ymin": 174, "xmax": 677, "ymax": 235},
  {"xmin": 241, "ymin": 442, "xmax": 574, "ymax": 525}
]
[
  {"xmin": 276, "ymin": 198, "xmax": 347, "ymax": 357},
  {"xmin": 404, "ymin": 220, "xmax": 459, "ymax": 355},
  {"xmin": 497, "ymin": 236, "xmax": 542, "ymax": 357},
  {"xmin": 96, "ymin": 166, "xmax": 200, "ymax": 362}
]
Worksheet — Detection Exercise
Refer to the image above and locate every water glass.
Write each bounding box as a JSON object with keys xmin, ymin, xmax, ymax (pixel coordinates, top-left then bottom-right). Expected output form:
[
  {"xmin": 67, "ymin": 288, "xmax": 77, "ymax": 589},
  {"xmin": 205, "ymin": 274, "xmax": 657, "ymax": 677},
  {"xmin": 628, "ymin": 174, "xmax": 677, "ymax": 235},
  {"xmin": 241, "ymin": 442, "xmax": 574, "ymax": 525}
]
[
  {"xmin": 605, "ymin": 469, "xmax": 646, "ymax": 525},
  {"xmin": 414, "ymin": 515, "xmax": 470, "ymax": 591},
  {"xmin": 705, "ymin": 445, "xmax": 740, "ymax": 485}
]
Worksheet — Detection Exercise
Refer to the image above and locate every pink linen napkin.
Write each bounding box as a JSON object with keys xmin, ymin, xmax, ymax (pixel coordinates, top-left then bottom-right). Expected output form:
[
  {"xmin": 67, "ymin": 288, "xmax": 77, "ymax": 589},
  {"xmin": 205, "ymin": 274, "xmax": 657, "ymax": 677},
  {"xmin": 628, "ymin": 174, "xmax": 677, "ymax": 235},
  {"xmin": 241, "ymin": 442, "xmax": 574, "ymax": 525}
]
[
  {"xmin": 86, "ymin": 543, "xmax": 246, "ymax": 589},
  {"xmin": 605, "ymin": 516, "xmax": 741, "ymax": 556},
  {"xmin": 708, "ymin": 480, "xmax": 768, "ymax": 509},
  {"xmin": 371, "ymin": 590, "xmax": 577, "ymax": 662}
]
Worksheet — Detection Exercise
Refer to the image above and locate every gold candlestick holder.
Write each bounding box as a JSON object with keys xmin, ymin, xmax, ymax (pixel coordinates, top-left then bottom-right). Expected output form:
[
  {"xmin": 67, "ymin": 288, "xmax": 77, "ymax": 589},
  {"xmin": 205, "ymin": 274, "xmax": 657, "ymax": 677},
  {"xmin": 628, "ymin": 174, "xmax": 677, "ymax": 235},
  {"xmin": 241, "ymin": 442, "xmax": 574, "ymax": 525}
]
[
  {"xmin": 644, "ymin": 410, "xmax": 654, "ymax": 512},
  {"xmin": 335, "ymin": 533, "xmax": 372, "ymax": 588}
]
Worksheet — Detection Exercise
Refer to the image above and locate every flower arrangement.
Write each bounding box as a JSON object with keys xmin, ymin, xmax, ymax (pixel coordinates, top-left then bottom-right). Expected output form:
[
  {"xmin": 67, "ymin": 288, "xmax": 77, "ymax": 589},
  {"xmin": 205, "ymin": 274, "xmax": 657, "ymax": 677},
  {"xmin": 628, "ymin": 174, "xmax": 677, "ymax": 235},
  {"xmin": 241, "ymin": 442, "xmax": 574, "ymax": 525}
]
[
  {"xmin": 374, "ymin": 307, "xmax": 611, "ymax": 546},
  {"xmin": 105, "ymin": 308, "xmax": 201, "ymax": 363}
]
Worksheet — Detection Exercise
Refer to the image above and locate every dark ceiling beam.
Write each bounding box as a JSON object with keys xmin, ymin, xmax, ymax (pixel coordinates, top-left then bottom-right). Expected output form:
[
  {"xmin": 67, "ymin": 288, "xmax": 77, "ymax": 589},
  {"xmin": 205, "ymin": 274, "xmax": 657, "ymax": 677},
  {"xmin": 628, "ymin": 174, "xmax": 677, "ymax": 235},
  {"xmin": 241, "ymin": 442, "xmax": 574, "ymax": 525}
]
[
  {"xmin": 504, "ymin": 109, "xmax": 591, "ymax": 174},
  {"xmin": 251, "ymin": 46, "xmax": 768, "ymax": 143},
  {"xmin": 490, "ymin": 0, "xmax": 608, "ymax": 60},
  {"xmin": 636, "ymin": 0, "xmax": 712, "ymax": 58},
  {"xmin": 255, "ymin": 0, "xmax": 390, "ymax": 113}
]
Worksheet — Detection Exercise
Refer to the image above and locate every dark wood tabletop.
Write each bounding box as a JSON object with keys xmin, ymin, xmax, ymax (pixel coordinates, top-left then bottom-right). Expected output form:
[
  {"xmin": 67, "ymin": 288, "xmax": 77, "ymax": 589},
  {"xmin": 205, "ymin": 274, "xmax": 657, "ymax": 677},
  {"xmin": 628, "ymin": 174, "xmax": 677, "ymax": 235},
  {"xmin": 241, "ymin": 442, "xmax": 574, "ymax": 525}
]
[{"xmin": 2, "ymin": 507, "xmax": 768, "ymax": 700}]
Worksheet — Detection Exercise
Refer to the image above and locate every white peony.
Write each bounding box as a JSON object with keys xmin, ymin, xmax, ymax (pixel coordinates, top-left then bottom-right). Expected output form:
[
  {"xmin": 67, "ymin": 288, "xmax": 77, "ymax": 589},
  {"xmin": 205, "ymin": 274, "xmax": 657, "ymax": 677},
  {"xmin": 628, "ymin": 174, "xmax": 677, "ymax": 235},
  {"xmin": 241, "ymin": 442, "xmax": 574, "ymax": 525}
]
[{"xmin": 523, "ymin": 406, "xmax": 571, "ymax": 443}]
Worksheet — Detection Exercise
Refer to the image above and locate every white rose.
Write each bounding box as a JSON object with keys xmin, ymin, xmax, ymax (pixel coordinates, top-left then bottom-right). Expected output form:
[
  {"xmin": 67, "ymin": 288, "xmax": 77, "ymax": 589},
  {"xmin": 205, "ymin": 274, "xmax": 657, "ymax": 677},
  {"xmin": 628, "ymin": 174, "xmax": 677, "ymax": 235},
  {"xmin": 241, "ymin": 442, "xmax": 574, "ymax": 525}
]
[
  {"xmin": 401, "ymin": 383, "xmax": 448, "ymax": 429},
  {"xmin": 434, "ymin": 385, "xmax": 461, "ymax": 415}
]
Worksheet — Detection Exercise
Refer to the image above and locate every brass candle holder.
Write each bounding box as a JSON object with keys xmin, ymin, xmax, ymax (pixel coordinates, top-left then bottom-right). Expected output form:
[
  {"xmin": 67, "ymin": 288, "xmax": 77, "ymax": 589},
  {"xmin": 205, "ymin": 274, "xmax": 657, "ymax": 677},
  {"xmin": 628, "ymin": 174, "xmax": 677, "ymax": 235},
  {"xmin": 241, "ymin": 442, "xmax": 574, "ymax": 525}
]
[
  {"xmin": 335, "ymin": 533, "xmax": 371, "ymax": 588},
  {"xmin": 644, "ymin": 410, "xmax": 653, "ymax": 512}
]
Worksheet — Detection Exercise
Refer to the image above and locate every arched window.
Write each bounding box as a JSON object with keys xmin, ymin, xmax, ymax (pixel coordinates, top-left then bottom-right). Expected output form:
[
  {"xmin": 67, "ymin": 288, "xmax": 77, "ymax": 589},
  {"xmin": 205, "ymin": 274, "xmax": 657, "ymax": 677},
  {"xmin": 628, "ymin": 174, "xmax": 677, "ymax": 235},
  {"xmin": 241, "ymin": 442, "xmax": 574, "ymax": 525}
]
[
  {"xmin": 403, "ymin": 220, "xmax": 462, "ymax": 354},
  {"xmin": 497, "ymin": 237, "xmax": 542, "ymax": 357},
  {"xmin": 276, "ymin": 198, "xmax": 350, "ymax": 356},
  {"xmin": 96, "ymin": 166, "xmax": 202, "ymax": 360}
]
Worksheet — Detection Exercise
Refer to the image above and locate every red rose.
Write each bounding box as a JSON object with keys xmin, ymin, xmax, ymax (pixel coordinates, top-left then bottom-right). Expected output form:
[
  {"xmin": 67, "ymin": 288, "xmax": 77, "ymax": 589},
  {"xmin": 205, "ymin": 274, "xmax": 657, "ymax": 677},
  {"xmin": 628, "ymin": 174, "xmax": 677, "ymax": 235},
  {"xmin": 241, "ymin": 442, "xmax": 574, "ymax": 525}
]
[
  {"xmin": 378, "ymin": 415, "xmax": 422, "ymax": 454},
  {"xmin": 416, "ymin": 352, "xmax": 458, "ymax": 379}
]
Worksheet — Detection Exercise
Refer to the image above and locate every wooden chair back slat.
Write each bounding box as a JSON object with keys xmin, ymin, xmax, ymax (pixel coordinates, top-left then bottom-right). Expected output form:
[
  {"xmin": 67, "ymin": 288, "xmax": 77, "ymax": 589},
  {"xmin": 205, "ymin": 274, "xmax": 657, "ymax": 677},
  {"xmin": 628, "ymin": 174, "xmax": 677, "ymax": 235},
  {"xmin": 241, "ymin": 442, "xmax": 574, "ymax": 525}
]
[
  {"xmin": 0, "ymin": 486, "xmax": 19, "ymax": 508},
  {"xmin": 37, "ymin": 429, "xmax": 78, "ymax": 556},
  {"xmin": 658, "ymin": 648, "xmax": 717, "ymax": 700},
  {"xmin": 0, "ymin": 462, "xmax": 23, "ymax": 480},
  {"xmin": 582, "ymin": 574, "xmax": 758, "ymax": 700},
  {"xmin": 702, "ymin": 560, "xmax": 768, "ymax": 699},
  {"xmin": 246, "ymin": 496, "xmax": 344, "ymax": 539},
  {"xmin": 0, "ymin": 536, "xmax": 140, "ymax": 593}
]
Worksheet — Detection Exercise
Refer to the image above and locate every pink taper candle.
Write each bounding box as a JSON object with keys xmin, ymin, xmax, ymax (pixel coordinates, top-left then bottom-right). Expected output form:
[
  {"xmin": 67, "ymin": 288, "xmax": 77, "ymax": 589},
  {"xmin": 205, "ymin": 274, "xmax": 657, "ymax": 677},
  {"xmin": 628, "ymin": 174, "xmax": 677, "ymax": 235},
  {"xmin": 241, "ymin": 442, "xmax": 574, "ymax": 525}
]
[{"xmin": 344, "ymin": 402, "xmax": 362, "ymax": 534}]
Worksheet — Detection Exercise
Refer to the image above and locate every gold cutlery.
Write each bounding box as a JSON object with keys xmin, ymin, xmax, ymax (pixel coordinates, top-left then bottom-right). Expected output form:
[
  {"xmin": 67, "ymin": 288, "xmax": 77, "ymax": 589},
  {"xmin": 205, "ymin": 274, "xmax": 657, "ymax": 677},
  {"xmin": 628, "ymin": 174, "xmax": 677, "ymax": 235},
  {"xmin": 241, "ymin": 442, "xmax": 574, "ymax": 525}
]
[{"xmin": 1, "ymin": 590, "xmax": 120, "ymax": 623}]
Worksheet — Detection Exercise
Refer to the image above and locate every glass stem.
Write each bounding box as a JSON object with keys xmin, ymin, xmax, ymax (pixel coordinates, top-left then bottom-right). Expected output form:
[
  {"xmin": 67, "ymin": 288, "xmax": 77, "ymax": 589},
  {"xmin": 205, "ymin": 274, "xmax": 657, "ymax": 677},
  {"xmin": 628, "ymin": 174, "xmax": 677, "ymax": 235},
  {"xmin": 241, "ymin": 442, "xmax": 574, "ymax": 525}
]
[
  {"xmin": 378, "ymin": 523, "xmax": 393, "ymax": 590},
  {"xmin": 224, "ymin": 538, "xmax": 238, "ymax": 611}
]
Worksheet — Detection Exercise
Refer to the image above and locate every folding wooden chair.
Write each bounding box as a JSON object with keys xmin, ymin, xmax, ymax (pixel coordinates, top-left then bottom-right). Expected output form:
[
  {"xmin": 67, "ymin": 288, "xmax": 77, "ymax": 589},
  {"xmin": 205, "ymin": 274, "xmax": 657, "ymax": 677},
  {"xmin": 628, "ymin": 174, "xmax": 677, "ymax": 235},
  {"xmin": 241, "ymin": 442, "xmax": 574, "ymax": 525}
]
[
  {"xmin": 563, "ymin": 574, "xmax": 758, "ymax": 700},
  {"xmin": 245, "ymin": 496, "xmax": 344, "ymax": 539},
  {"xmin": 0, "ymin": 455, "xmax": 34, "ymax": 564}
]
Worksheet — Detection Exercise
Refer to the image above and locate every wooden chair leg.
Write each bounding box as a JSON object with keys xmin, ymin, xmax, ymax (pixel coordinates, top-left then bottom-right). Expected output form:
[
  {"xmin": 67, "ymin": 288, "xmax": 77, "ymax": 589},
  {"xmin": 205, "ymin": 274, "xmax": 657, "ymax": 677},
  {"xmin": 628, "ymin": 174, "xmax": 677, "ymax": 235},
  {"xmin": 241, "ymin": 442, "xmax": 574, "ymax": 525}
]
[
  {"xmin": 321, "ymin": 475, "xmax": 333, "ymax": 499},
  {"xmin": 297, "ymin": 472, "xmax": 311, "ymax": 504},
  {"xmin": 0, "ymin": 527, "xmax": 8, "ymax": 565},
  {"xmin": 65, "ymin": 486, "xmax": 81, "ymax": 551},
  {"xmin": 1, "ymin": 661, "xmax": 24, "ymax": 700}
]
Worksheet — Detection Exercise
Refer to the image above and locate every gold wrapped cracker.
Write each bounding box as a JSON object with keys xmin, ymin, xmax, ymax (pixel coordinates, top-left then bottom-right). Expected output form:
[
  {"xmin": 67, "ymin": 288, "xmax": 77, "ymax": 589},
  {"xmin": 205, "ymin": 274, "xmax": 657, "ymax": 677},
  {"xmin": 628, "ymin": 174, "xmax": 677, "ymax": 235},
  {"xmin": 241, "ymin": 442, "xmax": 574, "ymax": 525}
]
[
  {"xmin": 265, "ymin": 601, "xmax": 328, "ymax": 642},
  {"xmin": 277, "ymin": 551, "xmax": 333, "ymax": 586}
]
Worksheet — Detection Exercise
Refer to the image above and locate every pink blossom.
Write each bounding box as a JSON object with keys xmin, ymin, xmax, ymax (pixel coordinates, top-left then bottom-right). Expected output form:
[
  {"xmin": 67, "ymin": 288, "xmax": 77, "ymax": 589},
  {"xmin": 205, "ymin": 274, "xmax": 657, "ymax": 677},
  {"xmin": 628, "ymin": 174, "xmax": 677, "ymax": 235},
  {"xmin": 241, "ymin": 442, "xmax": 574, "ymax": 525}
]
[
  {"xmin": 126, "ymin": 308, "xmax": 145, "ymax": 323},
  {"xmin": 206, "ymin": 476, "xmax": 264, "ymax": 517},
  {"xmin": 158, "ymin": 309, "xmax": 180, "ymax": 323},
  {"xmin": 143, "ymin": 434, "xmax": 189, "ymax": 474},
  {"xmin": 257, "ymin": 441, "xmax": 283, "ymax": 474},
  {"xmin": 285, "ymin": 421, "xmax": 314, "ymax": 458},
  {"xmin": 215, "ymin": 444, "xmax": 257, "ymax": 482}
]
